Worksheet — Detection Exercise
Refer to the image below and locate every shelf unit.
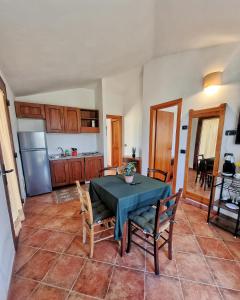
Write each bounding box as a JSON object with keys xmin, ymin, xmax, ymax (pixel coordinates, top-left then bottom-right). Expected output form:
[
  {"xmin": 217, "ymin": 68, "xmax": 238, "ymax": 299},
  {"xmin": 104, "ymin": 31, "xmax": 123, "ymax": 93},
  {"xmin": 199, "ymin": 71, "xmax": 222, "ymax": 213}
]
[
  {"xmin": 80, "ymin": 109, "xmax": 99, "ymax": 133},
  {"xmin": 207, "ymin": 175, "xmax": 240, "ymax": 237}
]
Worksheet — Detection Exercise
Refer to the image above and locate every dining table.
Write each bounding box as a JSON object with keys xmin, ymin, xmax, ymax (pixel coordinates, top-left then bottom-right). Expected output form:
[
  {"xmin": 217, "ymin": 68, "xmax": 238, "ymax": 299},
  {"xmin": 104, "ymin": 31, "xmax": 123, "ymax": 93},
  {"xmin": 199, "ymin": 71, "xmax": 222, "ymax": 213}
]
[{"xmin": 89, "ymin": 173, "xmax": 172, "ymax": 256}]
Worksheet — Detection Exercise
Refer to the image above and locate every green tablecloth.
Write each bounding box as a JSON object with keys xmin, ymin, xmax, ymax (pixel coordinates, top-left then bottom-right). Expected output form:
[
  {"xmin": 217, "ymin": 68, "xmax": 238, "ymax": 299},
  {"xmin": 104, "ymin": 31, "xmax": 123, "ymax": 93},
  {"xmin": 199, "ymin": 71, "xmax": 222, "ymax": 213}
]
[{"xmin": 89, "ymin": 174, "xmax": 172, "ymax": 240}]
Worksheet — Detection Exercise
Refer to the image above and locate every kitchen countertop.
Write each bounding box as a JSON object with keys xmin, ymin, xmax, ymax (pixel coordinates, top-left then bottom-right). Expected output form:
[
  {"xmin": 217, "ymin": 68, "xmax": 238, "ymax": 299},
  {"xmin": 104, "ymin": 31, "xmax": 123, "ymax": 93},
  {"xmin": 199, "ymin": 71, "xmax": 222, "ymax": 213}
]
[{"xmin": 48, "ymin": 153, "xmax": 103, "ymax": 161}]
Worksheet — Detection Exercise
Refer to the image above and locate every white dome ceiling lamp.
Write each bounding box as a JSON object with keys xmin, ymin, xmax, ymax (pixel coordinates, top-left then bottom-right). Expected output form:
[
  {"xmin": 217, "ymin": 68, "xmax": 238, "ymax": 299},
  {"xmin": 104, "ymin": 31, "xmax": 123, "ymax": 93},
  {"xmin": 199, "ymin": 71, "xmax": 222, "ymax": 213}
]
[{"xmin": 203, "ymin": 71, "xmax": 222, "ymax": 95}]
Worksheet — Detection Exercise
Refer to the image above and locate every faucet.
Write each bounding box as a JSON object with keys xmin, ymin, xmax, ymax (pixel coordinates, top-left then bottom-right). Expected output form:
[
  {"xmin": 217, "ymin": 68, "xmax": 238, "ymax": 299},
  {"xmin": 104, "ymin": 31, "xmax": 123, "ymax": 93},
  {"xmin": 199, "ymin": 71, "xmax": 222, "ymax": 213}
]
[{"xmin": 57, "ymin": 147, "xmax": 64, "ymax": 157}]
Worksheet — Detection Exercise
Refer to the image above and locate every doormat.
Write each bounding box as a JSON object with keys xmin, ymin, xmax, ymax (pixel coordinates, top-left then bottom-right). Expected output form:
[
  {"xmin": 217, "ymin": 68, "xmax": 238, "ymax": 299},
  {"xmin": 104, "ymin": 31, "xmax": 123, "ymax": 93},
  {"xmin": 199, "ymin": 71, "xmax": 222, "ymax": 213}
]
[{"xmin": 55, "ymin": 186, "xmax": 80, "ymax": 203}]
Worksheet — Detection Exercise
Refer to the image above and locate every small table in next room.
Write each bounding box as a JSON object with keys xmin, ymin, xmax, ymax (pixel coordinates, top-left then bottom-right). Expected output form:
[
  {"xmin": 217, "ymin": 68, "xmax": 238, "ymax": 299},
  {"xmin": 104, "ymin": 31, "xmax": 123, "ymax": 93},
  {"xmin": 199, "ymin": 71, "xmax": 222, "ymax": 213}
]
[{"xmin": 89, "ymin": 173, "xmax": 171, "ymax": 255}]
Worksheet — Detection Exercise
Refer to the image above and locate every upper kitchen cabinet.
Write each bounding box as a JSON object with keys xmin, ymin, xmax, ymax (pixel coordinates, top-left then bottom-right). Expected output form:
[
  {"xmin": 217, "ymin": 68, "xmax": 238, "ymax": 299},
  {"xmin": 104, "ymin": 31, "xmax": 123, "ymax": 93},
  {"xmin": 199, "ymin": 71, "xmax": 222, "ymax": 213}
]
[
  {"xmin": 15, "ymin": 101, "xmax": 45, "ymax": 119},
  {"xmin": 64, "ymin": 107, "xmax": 81, "ymax": 133},
  {"xmin": 45, "ymin": 105, "xmax": 65, "ymax": 133},
  {"xmin": 80, "ymin": 109, "xmax": 100, "ymax": 133}
]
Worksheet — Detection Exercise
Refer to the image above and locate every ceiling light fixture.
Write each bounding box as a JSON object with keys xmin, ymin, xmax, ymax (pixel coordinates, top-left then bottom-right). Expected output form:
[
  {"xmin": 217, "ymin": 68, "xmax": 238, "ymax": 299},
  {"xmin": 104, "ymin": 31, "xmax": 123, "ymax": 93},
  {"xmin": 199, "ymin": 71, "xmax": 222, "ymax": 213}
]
[{"xmin": 203, "ymin": 71, "xmax": 222, "ymax": 95}]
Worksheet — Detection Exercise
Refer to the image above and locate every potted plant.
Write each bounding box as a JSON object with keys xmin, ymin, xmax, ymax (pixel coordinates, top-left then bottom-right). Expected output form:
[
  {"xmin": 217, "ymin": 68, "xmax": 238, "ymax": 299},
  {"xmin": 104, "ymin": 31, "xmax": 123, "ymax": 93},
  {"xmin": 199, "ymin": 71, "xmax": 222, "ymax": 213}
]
[
  {"xmin": 123, "ymin": 162, "xmax": 136, "ymax": 183},
  {"xmin": 132, "ymin": 147, "xmax": 136, "ymax": 158}
]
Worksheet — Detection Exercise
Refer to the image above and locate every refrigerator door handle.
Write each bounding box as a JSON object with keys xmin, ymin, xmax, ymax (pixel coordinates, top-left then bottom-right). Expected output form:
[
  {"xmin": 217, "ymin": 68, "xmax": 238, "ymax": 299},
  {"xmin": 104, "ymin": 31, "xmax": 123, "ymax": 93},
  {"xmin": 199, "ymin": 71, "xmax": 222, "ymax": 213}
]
[{"xmin": 0, "ymin": 169, "xmax": 14, "ymax": 176}]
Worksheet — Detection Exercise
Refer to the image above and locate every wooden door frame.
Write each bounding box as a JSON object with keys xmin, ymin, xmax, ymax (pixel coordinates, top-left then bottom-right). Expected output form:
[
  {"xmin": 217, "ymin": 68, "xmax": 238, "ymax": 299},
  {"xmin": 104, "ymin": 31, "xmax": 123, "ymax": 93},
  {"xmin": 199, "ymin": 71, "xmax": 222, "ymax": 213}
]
[
  {"xmin": 149, "ymin": 99, "xmax": 182, "ymax": 193},
  {"xmin": 183, "ymin": 103, "xmax": 226, "ymax": 204},
  {"xmin": 0, "ymin": 82, "xmax": 17, "ymax": 249},
  {"xmin": 106, "ymin": 115, "xmax": 123, "ymax": 167}
]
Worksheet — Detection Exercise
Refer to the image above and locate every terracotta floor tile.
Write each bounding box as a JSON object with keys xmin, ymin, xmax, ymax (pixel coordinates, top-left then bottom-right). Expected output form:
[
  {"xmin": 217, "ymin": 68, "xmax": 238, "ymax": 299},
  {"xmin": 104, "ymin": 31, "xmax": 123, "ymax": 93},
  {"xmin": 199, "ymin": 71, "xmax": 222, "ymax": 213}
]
[
  {"xmin": 224, "ymin": 241, "xmax": 240, "ymax": 261},
  {"xmin": 207, "ymin": 257, "xmax": 240, "ymax": 290},
  {"xmin": 8, "ymin": 276, "xmax": 38, "ymax": 300},
  {"xmin": 41, "ymin": 204, "xmax": 63, "ymax": 216},
  {"xmin": 214, "ymin": 227, "xmax": 240, "ymax": 242},
  {"xmin": 145, "ymin": 248, "xmax": 177, "ymax": 276},
  {"xmin": 68, "ymin": 292, "xmax": 96, "ymax": 299},
  {"xmin": 58, "ymin": 205, "xmax": 80, "ymax": 218},
  {"xmin": 197, "ymin": 236, "xmax": 233, "ymax": 259},
  {"xmin": 13, "ymin": 245, "xmax": 38, "ymax": 273},
  {"xmin": 18, "ymin": 226, "xmax": 37, "ymax": 243},
  {"xmin": 93, "ymin": 240, "xmax": 118, "ymax": 264},
  {"xmin": 173, "ymin": 220, "xmax": 192, "ymax": 234},
  {"xmin": 145, "ymin": 274, "xmax": 182, "ymax": 300},
  {"xmin": 30, "ymin": 284, "xmax": 68, "ymax": 300},
  {"xmin": 23, "ymin": 214, "xmax": 50, "ymax": 228},
  {"xmin": 17, "ymin": 249, "xmax": 58, "ymax": 281},
  {"xmin": 116, "ymin": 244, "xmax": 145, "ymax": 270},
  {"xmin": 176, "ymin": 252, "xmax": 213, "ymax": 284},
  {"xmin": 220, "ymin": 288, "xmax": 240, "ymax": 300},
  {"xmin": 73, "ymin": 260, "xmax": 113, "ymax": 298},
  {"xmin": 43, "ymin": 217, "xmax": 67, "ymax": 230},
  {"xmin": 181, "ymin": 280, "xmax": 221, "ymax": 299},
  {"xmin": 44, "ymin": 254, "xmax": 85, "ymax": 289},
  {"xmin": 43, "ymin": 231, "xmax": 74, "ymax": 252},
  {"xmin": 190, "ymin": 222, "xmax": 218, "ymax": 238},
  {"xmin": 60, "ymin": 218, "xmax": 82, "ymax": 233},
  {"xmin": 173, "ymin": 233, "xmax": 201, "ymax": 254},
  {"xmin": 24, "ymin": 203, "xmax": 47, "ymax": 215},
  {"xmin": 24, "ymin": 229, "xmax": 54, "ymax": 248},
  {"xmin": 65, "ymin": 235, "xmax": 89, "ymax": 257},
  {"xmin": 106, "ymin": 266, "xmax": 144, "ymax": 300},
  {"xmin": 185, "ymin": 211, "xmax": 208, "ymax": 223}
]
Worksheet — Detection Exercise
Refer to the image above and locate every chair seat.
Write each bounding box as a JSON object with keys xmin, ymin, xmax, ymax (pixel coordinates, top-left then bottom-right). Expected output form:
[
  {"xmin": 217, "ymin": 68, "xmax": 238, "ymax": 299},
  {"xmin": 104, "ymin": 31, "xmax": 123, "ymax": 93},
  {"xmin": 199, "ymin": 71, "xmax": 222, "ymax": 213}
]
[
  {"xmin": 92, "ymin": 200, "xmax": 114, "ymax": 223},
  {"xmin": 129, "ymin": 206, "xmax": 169, "ymax": 234}
]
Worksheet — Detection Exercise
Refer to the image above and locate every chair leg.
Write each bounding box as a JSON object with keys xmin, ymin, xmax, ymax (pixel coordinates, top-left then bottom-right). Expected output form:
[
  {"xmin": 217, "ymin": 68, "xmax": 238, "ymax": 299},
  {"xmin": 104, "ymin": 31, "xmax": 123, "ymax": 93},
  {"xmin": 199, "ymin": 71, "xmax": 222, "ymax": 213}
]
[
  {"xmin": 89, "ymin": 229, "xmax": 94, "ymax": 258},
  {"xmin": 154, "ymin": 239, "xmax": 160, "ymax": 275},
  {"xmin": 168, "ymin": 227, "xmax": 173, "ymax": 260},
  {"xmin": 126, "ymin": 220, "xmax": 132, "ymax": 253}
]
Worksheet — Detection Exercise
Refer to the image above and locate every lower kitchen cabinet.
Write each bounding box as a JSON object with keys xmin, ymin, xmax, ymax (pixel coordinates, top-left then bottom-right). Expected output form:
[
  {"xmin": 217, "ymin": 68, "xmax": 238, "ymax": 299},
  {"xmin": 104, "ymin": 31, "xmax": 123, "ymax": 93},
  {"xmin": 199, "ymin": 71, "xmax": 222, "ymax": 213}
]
[
  {"xmin": 85, "ymin": 156, "xmax": 104, "ymax": 181},
  {"xmin": 68, "ymin": 158, "xmax": 85, "ymax": 183},
  {"xmin": 50, "ymin": 156, "xmax": 103, "ymax": 187},
  {"xmin": 50, "ymin": 160, "xmax": 69, "ymax": 187}
]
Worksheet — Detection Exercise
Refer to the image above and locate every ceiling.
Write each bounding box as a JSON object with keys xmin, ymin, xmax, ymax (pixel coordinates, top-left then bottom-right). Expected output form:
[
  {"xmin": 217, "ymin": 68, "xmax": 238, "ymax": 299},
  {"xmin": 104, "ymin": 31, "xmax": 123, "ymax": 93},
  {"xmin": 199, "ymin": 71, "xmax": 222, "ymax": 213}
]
[{"xmin": 0, "ymin": 0, "xmax": 240, "ymax": 96}]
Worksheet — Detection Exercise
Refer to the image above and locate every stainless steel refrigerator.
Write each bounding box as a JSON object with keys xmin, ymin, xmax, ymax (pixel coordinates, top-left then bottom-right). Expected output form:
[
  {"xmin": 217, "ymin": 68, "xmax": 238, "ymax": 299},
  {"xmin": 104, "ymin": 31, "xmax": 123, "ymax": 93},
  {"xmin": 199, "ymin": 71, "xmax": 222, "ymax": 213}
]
[{"xmin": 18, "ymin": 132, "xmax": 52, "ymax": 196}]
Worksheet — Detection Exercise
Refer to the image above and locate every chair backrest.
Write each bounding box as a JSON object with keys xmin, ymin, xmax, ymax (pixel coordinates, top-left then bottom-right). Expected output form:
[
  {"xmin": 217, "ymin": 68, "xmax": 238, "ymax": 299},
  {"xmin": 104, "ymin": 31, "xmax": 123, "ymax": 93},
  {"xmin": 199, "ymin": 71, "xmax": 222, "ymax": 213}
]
[
  {"xmin": 154, "ymin": 188, "xmax": 183, "ymax": 235},
  {"xmin": 99, "ymin": 167, "xmax": 118, "ymax": 177},
  {"xmin": 147, "ymin": 168, "xmax": 168, "ymax": 183},
  {"xmin": 76, "ymin": 181, "xmax": 93, "ymax": 226}
]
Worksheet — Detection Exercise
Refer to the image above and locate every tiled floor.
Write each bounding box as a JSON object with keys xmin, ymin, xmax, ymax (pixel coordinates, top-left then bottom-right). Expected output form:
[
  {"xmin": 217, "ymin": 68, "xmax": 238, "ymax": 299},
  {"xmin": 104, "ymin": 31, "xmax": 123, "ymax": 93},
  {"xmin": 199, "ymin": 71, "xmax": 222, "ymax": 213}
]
[{"xmin": 8, "ymin": 188, "xmax": 240, "ymax": 300}]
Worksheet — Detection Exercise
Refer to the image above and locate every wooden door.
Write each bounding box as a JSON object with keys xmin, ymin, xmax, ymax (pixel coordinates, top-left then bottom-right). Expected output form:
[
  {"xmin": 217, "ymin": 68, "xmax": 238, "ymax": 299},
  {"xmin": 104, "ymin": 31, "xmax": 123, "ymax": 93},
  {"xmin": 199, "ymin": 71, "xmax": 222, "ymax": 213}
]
[
  {"xmin": 45, "ymin": 105, "xmax": 65, "ymax": 132},
  {"xmin": 15, "ymin": 101, "xmax": 45, "ymax": 119},
  {"xmin": 50, "ymin": 160, "xmax": 69, "ymax": 187},
  {"xmin": 111, "ymin": 119, "xmax": 121, "ymax": 167},
  {"xmin": 64, "ymin": 107, "xmax": 81, "ymax": 133},
  {"xmin": 154, "ymin": 110, "xmax": 174, "ymax": 181},
  {"xmin": 85, "ymin": 156, "xmax": 104, "ymax": 181},
  {"xmin": 68, "ymin": 158, "xmax": 85, "ymax": 183}
]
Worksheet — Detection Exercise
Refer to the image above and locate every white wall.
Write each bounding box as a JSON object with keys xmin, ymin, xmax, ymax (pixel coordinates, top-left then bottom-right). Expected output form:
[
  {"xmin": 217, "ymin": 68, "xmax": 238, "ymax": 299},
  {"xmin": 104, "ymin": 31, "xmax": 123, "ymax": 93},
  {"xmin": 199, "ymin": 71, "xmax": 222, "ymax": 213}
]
[
  {"xmin": 16, "ymin": 87, "xmax": 99, "ymax": 154},
  {"xmin": 143, "ymin": 43, "xmax": 240, "ymax": 190},
  {"xmin": 102, "ymin": 67, "xmax": 142, "ymax": 165},
  {"xmin": 0, "ymin": 70, "xmax": 16, "ymax": 300}
]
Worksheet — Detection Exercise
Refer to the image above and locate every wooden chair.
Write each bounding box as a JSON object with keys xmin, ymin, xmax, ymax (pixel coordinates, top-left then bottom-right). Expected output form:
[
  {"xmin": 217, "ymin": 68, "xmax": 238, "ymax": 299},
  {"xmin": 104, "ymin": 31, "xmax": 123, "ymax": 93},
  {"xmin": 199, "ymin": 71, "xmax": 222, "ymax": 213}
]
[
  {"xmin": 99, "ymin": 167, "xmax": 118, "ymax": 177},
  {"xmin": 147, "ymin": 168, "xmax": 168, "ymax": 183},
  {"xmin": 76, "ymin": 181, "xmax": 115, "ymax": 258},
  {"xmin": 195, "ymin": 154, "xmax": 204, "ymax": 183},
  {"xmin": 127, "ymin": 189, "xmax": 183, "ymax": 275}
]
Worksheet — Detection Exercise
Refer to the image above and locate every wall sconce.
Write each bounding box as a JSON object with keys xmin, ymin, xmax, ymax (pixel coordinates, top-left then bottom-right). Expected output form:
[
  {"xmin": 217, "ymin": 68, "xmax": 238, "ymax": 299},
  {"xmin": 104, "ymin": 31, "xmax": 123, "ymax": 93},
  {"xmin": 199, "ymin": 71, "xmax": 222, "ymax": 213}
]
[{"xmin": 203, "ymin": 71, "xmax": 222, "ymax": 95}]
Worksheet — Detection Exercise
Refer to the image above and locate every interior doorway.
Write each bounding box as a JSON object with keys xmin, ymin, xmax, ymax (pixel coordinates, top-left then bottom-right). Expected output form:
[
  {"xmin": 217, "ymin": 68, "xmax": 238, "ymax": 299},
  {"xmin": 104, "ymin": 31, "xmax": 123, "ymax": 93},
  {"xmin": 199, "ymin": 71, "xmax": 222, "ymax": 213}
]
[
  {"xmin": 106, "ymin": 115, "xmax": 123, "ymax": 167},
  {"xmin": 0, "ymin": 78, "xmax": 24, "ymax": 239},
  {"xmin": 184, "ymin": 104, "xmax": 226, "ymax": 205},
  {"xmin": 149, "ymin": 99, "xmax": 182, "ymax": 193}
]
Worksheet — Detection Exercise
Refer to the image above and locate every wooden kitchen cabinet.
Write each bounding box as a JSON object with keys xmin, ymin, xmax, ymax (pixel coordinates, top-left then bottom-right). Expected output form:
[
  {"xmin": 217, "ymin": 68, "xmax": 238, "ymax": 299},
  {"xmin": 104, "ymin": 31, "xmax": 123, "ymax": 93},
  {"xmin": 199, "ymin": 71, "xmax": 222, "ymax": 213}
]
[
  {"xmin": 50, "ymin": 160, "xmax": 69, "ymax": 187},
  {"xmin": 15, "ymin": 101, "xmax": 45, "ymax": 119},
  {"xmin": 45, "ymin": 105, "xmax": 65, "ymax": 133},
  {"xmin": 85, "ymin": 156, "xmax": 104, "ymax": 181},
  {"xmin": 64, "ymin": 107, "xmax": 81, "ymax": 133},
  {"xmin": 68, "ymin": 158, "xmax": 85, "ymax": 183}
]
